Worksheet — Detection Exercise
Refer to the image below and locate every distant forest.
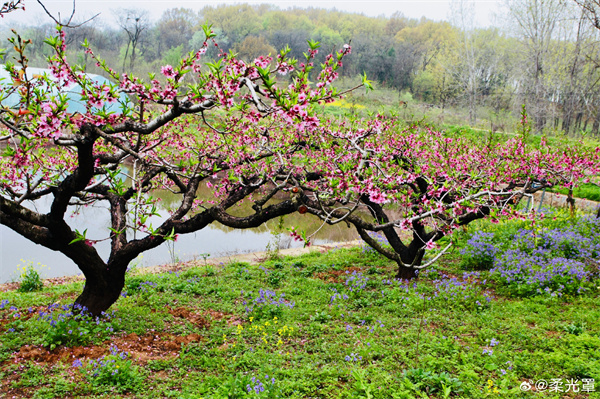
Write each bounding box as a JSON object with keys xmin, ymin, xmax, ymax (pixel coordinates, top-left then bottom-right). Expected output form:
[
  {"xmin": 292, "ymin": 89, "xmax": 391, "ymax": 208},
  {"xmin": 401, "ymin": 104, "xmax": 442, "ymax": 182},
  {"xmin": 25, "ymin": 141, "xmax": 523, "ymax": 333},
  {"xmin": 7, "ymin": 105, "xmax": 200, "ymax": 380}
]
[{"xmin": 4, "ymin": 1, "xmax": 600, "ymax": 135}]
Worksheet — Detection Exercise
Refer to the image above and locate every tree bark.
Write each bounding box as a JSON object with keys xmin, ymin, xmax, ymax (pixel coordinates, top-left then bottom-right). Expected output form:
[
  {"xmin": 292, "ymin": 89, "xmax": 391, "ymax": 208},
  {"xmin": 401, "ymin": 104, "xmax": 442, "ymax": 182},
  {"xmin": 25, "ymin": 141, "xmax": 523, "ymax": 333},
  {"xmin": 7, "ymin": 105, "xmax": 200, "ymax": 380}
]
[
  {"xmin": 396, "ymin": 245, "xmax": 424, "ymax": 279},
  {"xmin": 396, "ymin": 264, "xmax": 418, "ymax": 279},
  {"xmin": 567, "ymin": 188, "xmax": 576, "ymax": 218},
  {"xmin": 74, "ymin": 265, "xmax": 126, "ymax": 316}
]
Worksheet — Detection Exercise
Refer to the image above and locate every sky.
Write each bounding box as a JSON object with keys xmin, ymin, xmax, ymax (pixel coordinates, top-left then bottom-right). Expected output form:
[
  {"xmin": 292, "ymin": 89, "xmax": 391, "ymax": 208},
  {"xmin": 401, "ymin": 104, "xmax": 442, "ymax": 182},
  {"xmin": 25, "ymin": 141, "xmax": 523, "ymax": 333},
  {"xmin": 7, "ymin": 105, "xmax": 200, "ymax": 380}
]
[{"xmin": 2, "ymin": 0, "xmax": 504, "ymax": 28}]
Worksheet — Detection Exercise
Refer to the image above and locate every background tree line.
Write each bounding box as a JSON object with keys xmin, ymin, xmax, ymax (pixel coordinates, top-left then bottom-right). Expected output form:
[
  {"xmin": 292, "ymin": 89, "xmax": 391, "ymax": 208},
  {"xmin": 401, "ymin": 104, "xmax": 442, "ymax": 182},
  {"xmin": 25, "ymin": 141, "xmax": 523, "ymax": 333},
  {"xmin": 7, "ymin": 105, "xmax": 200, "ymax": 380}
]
[{"xmin": 3, "ymin": 0, "xmax": 600, "ymax": 135}]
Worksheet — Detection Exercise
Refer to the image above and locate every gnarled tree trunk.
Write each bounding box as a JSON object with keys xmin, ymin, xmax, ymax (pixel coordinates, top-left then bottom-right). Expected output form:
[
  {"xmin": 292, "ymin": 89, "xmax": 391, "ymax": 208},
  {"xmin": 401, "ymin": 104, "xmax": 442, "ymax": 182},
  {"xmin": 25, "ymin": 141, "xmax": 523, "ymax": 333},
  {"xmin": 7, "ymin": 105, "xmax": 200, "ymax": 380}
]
[{"xmin": 74, "ymin": 264, "xmax": 126, "ymax": 316}]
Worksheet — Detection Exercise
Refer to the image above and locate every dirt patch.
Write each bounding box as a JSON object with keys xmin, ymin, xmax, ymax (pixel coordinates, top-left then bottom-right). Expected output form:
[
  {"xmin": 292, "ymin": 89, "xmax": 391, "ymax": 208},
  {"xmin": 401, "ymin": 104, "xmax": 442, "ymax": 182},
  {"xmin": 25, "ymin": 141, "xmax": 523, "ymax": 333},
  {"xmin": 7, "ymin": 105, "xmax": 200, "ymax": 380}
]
[
  {"xmin": 13, "ymin": 344, "xmax": 108, "ymax": 365},
  {"xmin": 545, "ymin": 330, "xmax": 562, "ymax": 338},
  {"xmin": 110, "ymin": 332, "xmax": 203, "ymax": 363},
  {"xmin": 167, "ymin": 306, "xmax": 242, "ymax": 327},
  {"xmin": 166, "ymin": 306, "xmax": 212, "ymax": 329},
  {"xmin": 5, "ymin": 306, "xmax": 225, "ymax": 370},
  {"xmin": 0, "ymin": 282, "xmax": 20, "ymax": 292},
  {"xmin": 9, "ymin": 331, "xmax": 204, "ymax": 368},
  {"xmin": 314, "ymin": 266, "xmax": 365, "ymax": 283}
]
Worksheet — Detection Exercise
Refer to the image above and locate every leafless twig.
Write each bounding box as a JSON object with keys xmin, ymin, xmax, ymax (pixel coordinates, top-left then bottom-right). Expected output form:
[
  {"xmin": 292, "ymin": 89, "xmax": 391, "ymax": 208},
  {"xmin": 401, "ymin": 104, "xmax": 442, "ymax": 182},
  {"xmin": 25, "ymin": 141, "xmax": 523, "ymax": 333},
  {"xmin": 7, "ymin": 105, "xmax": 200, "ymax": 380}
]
[
  {"xmin": 0, "ymin": 0, "xmax": 24, "ymax": 16},
  {"xmin": 36, "ymin": 0, "xmax": 99, "ymax": 28}
]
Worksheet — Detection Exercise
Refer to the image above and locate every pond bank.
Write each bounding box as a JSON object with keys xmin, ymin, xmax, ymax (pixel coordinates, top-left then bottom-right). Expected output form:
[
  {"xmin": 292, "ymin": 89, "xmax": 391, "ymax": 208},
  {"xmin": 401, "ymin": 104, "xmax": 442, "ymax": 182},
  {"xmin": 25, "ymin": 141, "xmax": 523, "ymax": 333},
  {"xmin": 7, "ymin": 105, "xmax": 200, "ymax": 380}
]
[
  {"xmin": 533, "ymin": 190, "xmax": 599, "ymax": 212},
  {"xmin": 0, "ymin": 240, "xmax": 364, "ymax": 292}
]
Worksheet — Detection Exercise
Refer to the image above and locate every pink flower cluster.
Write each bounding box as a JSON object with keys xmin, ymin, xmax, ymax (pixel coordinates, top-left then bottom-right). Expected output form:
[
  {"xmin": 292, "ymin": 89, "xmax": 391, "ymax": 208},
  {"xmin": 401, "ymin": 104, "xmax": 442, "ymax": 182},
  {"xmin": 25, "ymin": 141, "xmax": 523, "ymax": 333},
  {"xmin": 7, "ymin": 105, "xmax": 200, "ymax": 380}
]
[
  {"xmin": 161, "ymin": 65, "xmax": 177, "ymax": 79},
  {"xmin": 36, "ymin": 101, "xmax": 63, "ymax": 139}
]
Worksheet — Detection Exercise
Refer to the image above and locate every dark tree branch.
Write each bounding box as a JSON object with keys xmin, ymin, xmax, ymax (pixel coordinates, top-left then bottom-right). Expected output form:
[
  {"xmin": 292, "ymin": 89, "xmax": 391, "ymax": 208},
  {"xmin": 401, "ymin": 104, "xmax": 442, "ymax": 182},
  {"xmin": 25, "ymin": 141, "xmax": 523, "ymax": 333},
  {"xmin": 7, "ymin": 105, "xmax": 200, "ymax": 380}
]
[
  {"xmin": 0, "ymin": 196, "xmax": 51, "ymax": 230},
  {"xmin": 0, "ymin": 0, "xmax": 23, "ymax": 16},
  {"xmin": 49, "ymin": 124, "xmax": 97, "ymax": 223},
  {"xmin": 35, "ymin": 0, "xmax": 99, "ymax": 28}
]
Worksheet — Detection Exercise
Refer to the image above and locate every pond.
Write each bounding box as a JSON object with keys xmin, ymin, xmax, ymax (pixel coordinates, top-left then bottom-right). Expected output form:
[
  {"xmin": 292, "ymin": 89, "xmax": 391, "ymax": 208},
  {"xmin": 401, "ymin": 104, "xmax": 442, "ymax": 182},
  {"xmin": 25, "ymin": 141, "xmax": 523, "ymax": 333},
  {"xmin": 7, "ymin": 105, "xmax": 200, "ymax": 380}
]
[{"xmin": 0, "ymin": 186, "xmax": 360, "ymax": 283}]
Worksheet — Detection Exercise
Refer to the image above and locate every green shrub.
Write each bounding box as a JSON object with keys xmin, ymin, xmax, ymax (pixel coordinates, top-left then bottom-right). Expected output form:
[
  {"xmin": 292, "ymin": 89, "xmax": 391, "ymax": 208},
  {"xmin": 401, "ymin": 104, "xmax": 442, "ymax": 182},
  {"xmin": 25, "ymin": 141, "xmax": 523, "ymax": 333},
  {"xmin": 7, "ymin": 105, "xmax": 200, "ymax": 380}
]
[
  {"xmin": 17, "ymin": 261, "xmax": 44, "ymax": 292},
  {"xmin": 402, "ymin": 368, "xmax": 463, "ymax": 396},
  {"xmin": 78, "ymin": 346, "xmax": 144, "ymax": 393},
  {"xmin": 266, "ymin": 269, "xmax": 287, "ymax": 287},
  {"xmin": 41, "ymin": 304, "xmax": 122, "ymax": 350}
]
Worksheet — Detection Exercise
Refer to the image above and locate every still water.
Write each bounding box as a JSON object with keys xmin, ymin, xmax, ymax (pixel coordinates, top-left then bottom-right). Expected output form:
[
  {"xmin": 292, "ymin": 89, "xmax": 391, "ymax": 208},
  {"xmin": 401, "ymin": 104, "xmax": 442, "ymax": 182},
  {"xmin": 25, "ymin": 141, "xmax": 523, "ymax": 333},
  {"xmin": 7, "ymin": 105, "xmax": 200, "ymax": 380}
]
[{"xmin": 0, "ymin": 194, "xmax": 359, "ymax": 283}]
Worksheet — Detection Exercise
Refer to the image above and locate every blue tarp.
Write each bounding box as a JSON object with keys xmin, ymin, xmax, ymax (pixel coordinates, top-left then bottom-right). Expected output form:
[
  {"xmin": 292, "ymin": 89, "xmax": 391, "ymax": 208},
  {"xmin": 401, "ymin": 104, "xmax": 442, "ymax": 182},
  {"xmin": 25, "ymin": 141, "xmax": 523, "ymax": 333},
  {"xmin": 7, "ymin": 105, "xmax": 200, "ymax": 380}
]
[{"xmin": 0, "ymin": 66, "xmax": 131, "ymax": 114}]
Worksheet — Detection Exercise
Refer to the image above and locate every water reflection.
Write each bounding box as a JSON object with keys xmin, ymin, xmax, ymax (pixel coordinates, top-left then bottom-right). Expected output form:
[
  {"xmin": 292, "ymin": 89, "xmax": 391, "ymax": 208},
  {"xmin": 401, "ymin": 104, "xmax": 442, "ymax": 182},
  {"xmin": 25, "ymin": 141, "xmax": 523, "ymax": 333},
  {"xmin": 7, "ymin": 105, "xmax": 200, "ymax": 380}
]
[{"xmin": 0, "ymin": 182, "xmax": 360, "ymax": 283}]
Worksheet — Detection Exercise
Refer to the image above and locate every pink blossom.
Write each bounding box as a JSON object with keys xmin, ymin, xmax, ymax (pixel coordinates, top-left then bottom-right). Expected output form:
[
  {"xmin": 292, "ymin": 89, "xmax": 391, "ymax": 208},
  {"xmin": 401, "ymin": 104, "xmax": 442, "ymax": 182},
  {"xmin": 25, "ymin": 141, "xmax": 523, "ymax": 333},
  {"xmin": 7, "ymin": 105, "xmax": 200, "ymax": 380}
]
[
  {"xmin": 161, "ymin": 65, "xmax": 177, "ymax": 78},
  {"xmin": 368, "ymin": 191, "xmax": 387, "ymax": 204}
]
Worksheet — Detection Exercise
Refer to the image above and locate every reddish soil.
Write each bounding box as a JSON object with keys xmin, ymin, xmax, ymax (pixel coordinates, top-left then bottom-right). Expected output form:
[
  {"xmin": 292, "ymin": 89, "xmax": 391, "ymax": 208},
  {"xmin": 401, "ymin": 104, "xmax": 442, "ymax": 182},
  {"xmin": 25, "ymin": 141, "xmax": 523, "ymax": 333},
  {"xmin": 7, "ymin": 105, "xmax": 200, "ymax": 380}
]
[
  {"xmin": 14, "ymin": 344, "xmax": 109, "ymax": 365},
  {"xmin": 8, "ymin": 331, "xmax": 204, "ymax": 367},
  {"xmin": 110, "ymin": 332, "xmax": 203, "ymax": 363},
  {"xmin": 314, "ymin": 266, "xmax": 365, "ymax": 283},
  {"xmin": 165, "ymin": 306, "xmax": 213, "ymax": 329}
]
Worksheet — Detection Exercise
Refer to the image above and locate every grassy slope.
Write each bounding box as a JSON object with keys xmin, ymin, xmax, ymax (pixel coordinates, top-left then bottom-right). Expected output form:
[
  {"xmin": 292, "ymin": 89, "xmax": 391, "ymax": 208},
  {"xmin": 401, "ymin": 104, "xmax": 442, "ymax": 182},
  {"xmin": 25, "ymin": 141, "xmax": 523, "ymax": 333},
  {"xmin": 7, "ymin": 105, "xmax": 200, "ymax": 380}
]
[{"xmin": 1, "ymin": 216, "xmax": 599, "ymax": 398}]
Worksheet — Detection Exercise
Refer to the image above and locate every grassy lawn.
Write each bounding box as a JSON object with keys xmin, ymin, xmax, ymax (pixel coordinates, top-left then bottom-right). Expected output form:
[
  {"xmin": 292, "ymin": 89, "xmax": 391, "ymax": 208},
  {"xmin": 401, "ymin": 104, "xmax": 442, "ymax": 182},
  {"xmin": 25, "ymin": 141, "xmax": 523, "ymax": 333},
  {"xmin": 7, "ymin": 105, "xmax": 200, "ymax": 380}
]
[
  {"xmin": 549, "ymin": 183, "xmax": 600, "ymax": 203},
  {"xmin": 1, "ymin": 211, "xmax": 599, "ymax": 398}
]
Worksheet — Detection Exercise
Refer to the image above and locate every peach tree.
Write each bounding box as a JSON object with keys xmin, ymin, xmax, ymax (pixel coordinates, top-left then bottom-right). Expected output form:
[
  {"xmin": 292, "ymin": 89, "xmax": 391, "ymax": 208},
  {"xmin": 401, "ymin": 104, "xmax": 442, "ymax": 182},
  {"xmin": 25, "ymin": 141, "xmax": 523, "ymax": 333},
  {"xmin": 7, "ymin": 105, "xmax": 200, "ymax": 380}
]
[
  {"xmin": 0, "ymin": 25, "xmax": 359, "ymax": 315},
  {"xmin": 293, "ymin": 119, "xmax": 600, "ymax": 279}
]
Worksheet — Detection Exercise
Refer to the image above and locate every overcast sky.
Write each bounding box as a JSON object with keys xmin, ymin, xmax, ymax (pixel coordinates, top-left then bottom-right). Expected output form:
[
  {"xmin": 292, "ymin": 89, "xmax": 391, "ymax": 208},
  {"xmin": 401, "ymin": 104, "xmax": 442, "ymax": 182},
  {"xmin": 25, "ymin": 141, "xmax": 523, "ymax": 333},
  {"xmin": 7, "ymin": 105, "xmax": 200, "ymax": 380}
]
[{"xmin": 3, "ymin": 0, "xmax": 504, "ymax": 28}]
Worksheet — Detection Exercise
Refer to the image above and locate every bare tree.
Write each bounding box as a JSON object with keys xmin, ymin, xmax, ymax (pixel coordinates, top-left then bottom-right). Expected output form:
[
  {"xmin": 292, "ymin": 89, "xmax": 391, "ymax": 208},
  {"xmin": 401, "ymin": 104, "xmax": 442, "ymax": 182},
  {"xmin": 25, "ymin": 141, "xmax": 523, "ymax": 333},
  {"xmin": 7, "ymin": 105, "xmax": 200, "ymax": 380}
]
[
  {"xmin": 116, "ymin": 9, "xmax": 149, "ymax": 72},
  {"xmin": 451, "ymin": 0, "xmax": 480, "ymax": 124},
  {"xmin": 505, "ymin": 0, "xmax": 564, "ymax": 132},
  {"xmin": 34, "ymin": 0, "xmax": 98, "ymax": 28},
  {"xmin": 573, "ymin": 0, "xmax": 600, "ymax": 29}
]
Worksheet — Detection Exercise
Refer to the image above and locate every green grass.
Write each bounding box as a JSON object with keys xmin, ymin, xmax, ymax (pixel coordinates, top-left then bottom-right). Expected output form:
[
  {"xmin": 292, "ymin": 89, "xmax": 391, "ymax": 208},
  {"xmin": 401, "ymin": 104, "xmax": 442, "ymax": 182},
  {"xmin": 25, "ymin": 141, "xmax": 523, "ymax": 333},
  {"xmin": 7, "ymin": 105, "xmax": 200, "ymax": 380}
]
[
  {"xmin": 323, "ymin": 77, "xmax": 600, "ymax": 150},
  {"xmin": 1, "ymin": 217, "xmax": 600, "ymax": 398},
  {"xmin": 550, "ymin": 183, "xmax": 600, "ymax": 202}
]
